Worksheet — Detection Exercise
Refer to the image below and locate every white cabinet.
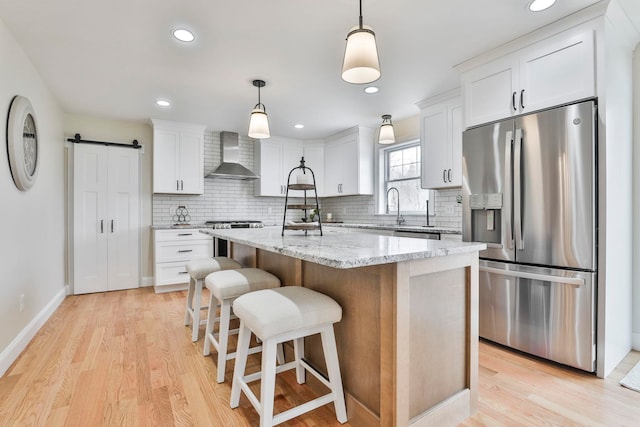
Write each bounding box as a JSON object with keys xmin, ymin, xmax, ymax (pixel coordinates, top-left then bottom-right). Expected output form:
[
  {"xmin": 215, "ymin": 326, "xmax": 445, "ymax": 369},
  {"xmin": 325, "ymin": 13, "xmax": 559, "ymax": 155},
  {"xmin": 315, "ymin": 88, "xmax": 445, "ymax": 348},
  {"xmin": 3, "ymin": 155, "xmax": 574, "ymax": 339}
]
[
  {"xmin": 71, "ymin": 144, "xmax": 140, "ymax": 294},
  {"xmin": 153, "ymin": 229, "xmax": 213, "ymax": 293},
  {"xmin": 151, "ymin": 119, "xmax": 206, "ymax": 194},
  {"xmin": 254, "ymin": 138, "xmax": 304, "ymax": 197},
  {"xmin": 462, "ymin": 30, "xmax": 595, "ymax": 128},
  {"xmin": 324, "ymin": 126, "xmax": 374, "ymax": 197},
  {"xmin": 302, "ymin": 144, "xmax": 325, "ymax": 197},
  {"xmin": 417, "ymin": 90, "xmax": 462, "ymax": 189}
]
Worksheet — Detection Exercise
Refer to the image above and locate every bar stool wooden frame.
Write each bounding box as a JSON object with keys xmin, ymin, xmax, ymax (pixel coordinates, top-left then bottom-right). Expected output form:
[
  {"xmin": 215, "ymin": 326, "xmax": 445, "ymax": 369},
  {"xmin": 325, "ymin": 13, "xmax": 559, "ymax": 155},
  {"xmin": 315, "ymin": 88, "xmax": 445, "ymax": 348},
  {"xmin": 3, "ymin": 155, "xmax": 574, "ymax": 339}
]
[
  {"xmin": 230, "ymin": 321, "xmax": 347, "ymax": 426},
  {"xmin": 184, "ymin": 258, "xmax": 241, "ymax": 342}
]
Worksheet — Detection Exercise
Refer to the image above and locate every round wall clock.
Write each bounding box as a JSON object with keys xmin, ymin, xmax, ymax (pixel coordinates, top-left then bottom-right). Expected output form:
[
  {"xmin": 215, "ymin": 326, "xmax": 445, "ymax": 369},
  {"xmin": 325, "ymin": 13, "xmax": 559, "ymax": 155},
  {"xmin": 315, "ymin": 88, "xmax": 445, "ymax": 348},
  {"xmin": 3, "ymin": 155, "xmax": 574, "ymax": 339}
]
[{"xmin": 6, "ymin": 95, "xmax": 39, "ymax": 191}]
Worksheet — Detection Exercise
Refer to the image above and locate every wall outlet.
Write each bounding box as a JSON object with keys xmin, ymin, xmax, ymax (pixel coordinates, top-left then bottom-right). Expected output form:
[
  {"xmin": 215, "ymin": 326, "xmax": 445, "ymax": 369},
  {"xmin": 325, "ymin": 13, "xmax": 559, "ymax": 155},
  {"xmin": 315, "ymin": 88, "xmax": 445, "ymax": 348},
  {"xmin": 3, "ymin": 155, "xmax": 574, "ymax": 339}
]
[
  {"xmin": 444, "ymin": 206, "xmax": 455, "ymax": 215},
  {"xmin": 19, "ymin": 294, "xmax": 25, "ymax": 312}
]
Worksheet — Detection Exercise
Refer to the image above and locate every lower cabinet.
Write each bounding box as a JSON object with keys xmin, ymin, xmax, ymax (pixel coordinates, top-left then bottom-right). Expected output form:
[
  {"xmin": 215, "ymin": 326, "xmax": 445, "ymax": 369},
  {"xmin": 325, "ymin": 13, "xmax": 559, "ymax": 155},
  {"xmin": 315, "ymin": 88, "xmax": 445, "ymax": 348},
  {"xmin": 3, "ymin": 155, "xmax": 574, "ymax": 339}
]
[
  {"xmin": 71, "ymin": 143, "xmax": 140, "ymax": 294},
  {"xmin": 153, "ymin": 229, "xmax": 213, "ymax": 293}
]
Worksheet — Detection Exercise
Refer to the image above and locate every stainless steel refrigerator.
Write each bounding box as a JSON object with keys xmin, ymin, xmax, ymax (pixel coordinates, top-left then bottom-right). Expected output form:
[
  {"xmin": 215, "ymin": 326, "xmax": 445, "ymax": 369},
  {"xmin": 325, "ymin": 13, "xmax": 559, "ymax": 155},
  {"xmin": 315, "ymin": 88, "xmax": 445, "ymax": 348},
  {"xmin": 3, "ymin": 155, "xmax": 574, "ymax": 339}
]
[{"xmin": 462, "ymin": 100, "xmax": 597, "ymax": 372}]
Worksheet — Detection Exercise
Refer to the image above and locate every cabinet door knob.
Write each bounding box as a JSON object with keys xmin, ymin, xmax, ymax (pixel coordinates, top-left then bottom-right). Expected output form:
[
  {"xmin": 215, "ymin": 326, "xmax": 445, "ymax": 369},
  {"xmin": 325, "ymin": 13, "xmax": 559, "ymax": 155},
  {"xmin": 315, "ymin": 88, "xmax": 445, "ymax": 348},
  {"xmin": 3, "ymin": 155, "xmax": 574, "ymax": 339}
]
[
  {"xmin": 520, "ymin": 89, "xmax": 525, "ymax": 110},
  {"xmin": 512, "ymin": 92, "xmax": 517, "ymax": 112}
]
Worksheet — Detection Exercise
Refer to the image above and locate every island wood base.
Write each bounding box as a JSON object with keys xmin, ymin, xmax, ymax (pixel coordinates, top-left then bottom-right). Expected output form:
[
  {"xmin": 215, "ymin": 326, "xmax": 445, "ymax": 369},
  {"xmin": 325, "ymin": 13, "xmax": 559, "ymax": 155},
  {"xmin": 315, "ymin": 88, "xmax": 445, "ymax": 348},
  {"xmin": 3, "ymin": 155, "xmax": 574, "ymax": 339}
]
[{"xmin": 229, "ymin": 242, "xmax": 478, "ymax": 426}]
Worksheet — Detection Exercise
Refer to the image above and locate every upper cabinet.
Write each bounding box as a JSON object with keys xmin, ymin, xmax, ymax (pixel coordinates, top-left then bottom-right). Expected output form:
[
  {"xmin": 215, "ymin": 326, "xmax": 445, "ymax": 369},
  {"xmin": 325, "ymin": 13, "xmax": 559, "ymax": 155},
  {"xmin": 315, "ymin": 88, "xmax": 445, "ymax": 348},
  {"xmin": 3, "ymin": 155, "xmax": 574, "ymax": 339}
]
[
  {"xmin": 417, "ymin": 90, "xmax": 462, "ymax": 189},
  {"xmin": 254, "ymin": 138, "xmax": 304, "ymax": 197},
  {"xmin": 324, "ymin": 126, "xmax": 374, "ymax": 197},
  {"xmin": 302, "ymin": 143, "xmax": 325, "ymax": 197},
  {"xmin": 151, "ymin": 119, "xmax": 206, "ymax": 194},
  {"xmin": 462, "ymin": 30, "xmax": 595, "ymax": 128}
]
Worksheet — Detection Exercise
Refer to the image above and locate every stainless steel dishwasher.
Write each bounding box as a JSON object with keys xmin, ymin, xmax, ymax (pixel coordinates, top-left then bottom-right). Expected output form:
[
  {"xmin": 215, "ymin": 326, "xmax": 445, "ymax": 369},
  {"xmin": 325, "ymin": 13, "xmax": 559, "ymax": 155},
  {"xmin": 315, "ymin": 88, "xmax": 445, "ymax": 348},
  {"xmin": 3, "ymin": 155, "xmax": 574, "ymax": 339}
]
[{"xmin": 394, "ymin": 230, "xmax": 440, "ymax": 239}]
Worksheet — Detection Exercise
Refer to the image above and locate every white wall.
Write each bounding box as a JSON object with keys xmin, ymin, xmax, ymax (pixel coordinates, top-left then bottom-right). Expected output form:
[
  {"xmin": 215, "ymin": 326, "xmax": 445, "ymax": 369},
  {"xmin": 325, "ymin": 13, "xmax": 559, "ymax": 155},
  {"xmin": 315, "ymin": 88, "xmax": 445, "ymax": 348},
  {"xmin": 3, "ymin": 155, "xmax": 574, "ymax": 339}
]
[
  {"xmin": 63, "ymin": 115, "xmax": 154, "ymax": 283},
  {"xmin": 0, "ymin": 17, "xmax": 65, "ymax": 375},
  {"xmin": 633, "ymin": 44, "xmax": 640, "ymax": 350},
  {"xmin": 597, "ymin": 2, "xmax": 639, "ymax": 376}
]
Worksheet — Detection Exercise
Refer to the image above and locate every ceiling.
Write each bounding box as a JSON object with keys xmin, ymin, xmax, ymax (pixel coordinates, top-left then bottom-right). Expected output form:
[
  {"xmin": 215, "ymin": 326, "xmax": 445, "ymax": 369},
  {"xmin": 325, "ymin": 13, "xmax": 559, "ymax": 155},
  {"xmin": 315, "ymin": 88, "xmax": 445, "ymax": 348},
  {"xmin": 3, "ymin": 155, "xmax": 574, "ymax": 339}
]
[{"xmin": 1, "ymin": 0, "xmax": 638, "ymax": 140}]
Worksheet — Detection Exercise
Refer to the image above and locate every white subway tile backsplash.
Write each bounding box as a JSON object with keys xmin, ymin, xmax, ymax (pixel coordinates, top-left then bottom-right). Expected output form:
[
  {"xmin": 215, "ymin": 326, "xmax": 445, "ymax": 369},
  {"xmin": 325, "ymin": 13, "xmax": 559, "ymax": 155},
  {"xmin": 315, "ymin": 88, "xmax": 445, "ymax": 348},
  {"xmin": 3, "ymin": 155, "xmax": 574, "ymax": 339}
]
[{"xmin": 153, "ymin": 130, "xmax": 462, "ymax": 229}]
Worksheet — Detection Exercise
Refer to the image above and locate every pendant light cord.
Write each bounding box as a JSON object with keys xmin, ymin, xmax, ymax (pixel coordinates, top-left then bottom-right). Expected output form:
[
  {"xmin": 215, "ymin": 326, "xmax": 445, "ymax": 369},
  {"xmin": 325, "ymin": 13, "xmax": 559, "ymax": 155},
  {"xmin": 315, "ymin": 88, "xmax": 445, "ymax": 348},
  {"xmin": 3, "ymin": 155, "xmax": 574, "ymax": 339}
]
[{"xmin": 359, "ymin": 0, "xmax": 363, "ymax": 29}]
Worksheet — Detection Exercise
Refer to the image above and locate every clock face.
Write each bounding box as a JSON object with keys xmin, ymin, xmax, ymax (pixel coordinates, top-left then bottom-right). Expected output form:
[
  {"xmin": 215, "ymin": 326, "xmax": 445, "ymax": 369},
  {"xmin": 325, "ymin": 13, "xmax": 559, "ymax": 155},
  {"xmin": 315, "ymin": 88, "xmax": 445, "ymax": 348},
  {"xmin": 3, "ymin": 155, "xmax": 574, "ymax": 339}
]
[
  {"xmin": 6, "ymin": 95, "xmax": 39, "ymax": 191},
  {"xmin": 23, "ymin": 113, "xmax": 38, "ymax": 176}
]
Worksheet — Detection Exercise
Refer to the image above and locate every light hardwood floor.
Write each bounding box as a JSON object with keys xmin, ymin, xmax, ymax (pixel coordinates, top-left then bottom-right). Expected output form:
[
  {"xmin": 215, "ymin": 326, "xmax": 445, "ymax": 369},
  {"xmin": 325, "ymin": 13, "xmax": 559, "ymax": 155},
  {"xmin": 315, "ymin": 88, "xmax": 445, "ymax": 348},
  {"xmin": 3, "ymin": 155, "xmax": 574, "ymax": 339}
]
[{"xmin": 1, "ymin": 287, "xmax": 639, "ymax": 426}]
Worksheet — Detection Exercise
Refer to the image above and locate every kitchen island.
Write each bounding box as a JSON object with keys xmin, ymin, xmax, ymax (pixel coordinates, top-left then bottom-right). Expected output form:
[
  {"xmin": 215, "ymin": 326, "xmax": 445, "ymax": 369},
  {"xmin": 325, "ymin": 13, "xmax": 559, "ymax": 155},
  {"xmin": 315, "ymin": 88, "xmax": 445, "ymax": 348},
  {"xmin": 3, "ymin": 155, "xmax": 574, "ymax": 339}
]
[{"xmin": 200, "ymin": 227, "xmax": 485, "ymax": 427}]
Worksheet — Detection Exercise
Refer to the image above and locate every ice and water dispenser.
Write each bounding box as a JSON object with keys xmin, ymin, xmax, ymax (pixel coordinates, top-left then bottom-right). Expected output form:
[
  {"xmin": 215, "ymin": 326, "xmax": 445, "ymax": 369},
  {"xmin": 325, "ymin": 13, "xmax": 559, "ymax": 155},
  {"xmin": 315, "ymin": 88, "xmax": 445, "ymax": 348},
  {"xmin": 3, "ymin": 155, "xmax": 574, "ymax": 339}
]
[{"xmin": 469, "ymin": 193, "xmax": 503, "ymax": 244}]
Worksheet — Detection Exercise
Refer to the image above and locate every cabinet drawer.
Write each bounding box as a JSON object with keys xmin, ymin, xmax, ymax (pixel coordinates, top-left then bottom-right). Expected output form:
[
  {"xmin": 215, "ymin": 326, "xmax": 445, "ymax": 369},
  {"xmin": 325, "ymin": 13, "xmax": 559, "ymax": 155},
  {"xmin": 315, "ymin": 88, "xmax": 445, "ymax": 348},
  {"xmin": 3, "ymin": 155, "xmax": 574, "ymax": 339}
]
[
  {"xmin": 154, "ymin": 229, "xmax": 208, "ymax": 241},
  {"xmin": 155, "ymin": 240, "xmax": 213, "ymax": 263},
  {"xmin": 155, "ymin": 261, "xmax": 191, "ymax": 285}
]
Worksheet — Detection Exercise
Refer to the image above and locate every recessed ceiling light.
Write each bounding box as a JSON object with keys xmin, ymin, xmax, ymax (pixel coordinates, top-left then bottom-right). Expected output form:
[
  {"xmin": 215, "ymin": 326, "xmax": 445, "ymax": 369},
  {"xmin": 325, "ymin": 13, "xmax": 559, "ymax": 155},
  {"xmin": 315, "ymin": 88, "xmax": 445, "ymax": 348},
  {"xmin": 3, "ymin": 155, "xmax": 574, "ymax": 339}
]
[
  {"xmin": 173, "ymin": 28, "xmax": 195, "ymax": 42},
  {"xmin": 156, "ymin": 99, "xmax": 171, "ymax": 107},
  {"xmin": 528, "ymin": 0, "xmax": 556, "ymax": 12},
  {"xmin": 294, "ymin": 124, "xmax": 305, "ymax": 129},
  {"xmin": 364, "ymin": 86, "xmax": 379, "ymax": 94}
]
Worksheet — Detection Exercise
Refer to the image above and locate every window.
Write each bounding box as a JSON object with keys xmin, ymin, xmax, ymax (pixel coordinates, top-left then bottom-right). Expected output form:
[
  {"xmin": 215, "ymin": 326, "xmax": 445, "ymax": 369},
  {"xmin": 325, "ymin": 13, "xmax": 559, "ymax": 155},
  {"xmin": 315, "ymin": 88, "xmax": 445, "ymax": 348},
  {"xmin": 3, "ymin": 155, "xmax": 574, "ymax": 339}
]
[{"xmin": 382, "ymin": 141, "xmax": 429, "ymax": 215}]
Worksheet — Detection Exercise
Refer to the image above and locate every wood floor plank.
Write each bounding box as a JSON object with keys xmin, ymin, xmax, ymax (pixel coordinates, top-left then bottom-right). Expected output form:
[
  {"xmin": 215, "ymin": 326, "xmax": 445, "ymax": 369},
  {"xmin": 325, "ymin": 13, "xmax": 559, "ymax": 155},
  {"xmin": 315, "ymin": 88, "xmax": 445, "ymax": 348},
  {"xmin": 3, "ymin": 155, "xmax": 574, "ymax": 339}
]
[{"xmin": 2, "ymin": 287, "xmax": 640, "ymax": 427}]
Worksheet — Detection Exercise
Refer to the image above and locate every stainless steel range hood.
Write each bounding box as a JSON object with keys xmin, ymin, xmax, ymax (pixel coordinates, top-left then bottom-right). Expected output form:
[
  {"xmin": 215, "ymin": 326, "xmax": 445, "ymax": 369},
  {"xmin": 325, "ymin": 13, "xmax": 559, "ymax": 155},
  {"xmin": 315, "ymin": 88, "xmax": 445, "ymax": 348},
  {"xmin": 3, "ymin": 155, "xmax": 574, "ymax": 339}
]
[{"xmin": 205, "ymin": 131, "xmax": 259, "ymax": 180}]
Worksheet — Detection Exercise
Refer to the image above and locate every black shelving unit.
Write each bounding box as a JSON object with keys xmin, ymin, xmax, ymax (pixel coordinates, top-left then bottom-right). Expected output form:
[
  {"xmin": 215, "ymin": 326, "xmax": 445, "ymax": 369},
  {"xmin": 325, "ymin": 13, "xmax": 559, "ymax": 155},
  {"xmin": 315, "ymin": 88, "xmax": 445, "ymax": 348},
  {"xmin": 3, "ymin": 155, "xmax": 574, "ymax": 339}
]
[{"xmin": 282, "ymin": 157, "xmax": 322, "ymax": 236}]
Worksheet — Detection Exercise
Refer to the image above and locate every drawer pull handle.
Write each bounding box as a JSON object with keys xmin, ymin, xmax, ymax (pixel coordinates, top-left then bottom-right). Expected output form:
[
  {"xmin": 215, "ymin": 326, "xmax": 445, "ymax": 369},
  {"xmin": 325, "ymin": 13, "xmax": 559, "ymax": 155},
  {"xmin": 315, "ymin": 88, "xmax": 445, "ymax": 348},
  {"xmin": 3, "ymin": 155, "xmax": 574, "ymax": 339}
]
[
  {"xmin": 178, "ymin": 271, "xmax": 188, "ymax": 275},
  {"xmin": 178, "ymin": 249, "xmax": 193, "ymax": 253},
  {"xmin": 178, "ymin": 233, "xmax": 193, "ymax": 236}
]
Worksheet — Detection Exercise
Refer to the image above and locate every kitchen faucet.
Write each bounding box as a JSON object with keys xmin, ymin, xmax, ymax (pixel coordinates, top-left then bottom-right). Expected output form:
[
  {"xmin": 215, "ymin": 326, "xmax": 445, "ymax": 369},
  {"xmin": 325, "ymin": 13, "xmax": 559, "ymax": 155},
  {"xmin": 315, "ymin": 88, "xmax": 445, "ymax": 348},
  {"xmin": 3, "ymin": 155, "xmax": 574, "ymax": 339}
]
[{"xmin": 386, "ymin": 187, "xmax": 405, "ymax": 225}]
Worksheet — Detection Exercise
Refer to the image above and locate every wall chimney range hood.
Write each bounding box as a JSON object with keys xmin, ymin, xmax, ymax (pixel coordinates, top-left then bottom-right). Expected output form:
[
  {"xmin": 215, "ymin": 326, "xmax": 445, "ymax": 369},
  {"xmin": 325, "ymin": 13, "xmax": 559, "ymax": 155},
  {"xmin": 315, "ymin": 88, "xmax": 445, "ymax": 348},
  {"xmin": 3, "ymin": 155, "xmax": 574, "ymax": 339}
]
[{"xmin": 206, "ymin": 131, "xmax": 259, "ymax": 180}]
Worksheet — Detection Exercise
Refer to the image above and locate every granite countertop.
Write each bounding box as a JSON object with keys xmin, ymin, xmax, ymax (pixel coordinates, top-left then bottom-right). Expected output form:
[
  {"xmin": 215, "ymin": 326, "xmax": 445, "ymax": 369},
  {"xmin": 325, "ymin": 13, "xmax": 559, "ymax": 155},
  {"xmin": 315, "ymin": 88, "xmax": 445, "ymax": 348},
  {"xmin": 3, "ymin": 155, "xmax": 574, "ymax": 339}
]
[
  {"xmin": 326, "ymin": 223, "xmax": 461, "ymax": 235},
  {"xmin": 200, "ymin": 226, "xmax": 484, "ymax": 269}
]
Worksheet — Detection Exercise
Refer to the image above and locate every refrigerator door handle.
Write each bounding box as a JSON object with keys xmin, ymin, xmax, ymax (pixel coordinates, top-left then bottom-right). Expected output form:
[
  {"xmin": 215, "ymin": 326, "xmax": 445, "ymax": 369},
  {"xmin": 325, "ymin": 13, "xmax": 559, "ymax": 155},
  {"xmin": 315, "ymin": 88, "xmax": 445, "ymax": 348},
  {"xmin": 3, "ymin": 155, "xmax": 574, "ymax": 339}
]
[
  {"xmin": 504, "ymin": 130, "xmax": 514, "ymax": 250},
  {"xmin": 514, "ymin": 128, "xmax": 524, "ymax": 250},
  {"xmin": 479, "ymin": 266, "xmax": 585, "ymax": 287}
]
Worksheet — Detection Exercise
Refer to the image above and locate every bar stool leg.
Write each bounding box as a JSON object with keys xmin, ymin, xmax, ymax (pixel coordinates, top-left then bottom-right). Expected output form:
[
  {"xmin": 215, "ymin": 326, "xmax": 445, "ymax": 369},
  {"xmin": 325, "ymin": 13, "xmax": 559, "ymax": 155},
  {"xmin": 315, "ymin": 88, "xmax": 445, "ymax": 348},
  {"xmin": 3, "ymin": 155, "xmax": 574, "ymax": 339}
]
[
  {"xmin": 216, "ymin": 299, "xmax": 232, "ymax": 383},
  {"xmin": 230, "ymin": 322, "xmax": 251, "ymax": 408},
  {"xmin": 203, "ymin": 292, "xmax": 218, "ymax": 356},
  {"xmin": 191, "ymin": 278, "xmax": 204, "ymax": 342},
  {"xmin": 184, "ymin": 276, "xmax": 195, "ymax": 326},
  {"xmin": 260, "ymin": 338, "xmax": 279, "ymax": 427},
  {"xmin": 321, "ymin": 326, "xmax": 347, "ymax": 423},
  {"xmin": 294, "ymin": 337, "xmax": 306, "ymax": 384}
]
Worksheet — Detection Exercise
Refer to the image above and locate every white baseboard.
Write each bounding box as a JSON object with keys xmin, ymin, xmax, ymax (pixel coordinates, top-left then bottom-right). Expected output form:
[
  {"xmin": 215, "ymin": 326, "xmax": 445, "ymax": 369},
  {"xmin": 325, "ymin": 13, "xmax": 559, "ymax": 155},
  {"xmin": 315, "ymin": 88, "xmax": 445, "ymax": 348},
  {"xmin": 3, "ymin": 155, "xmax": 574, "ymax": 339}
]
[
  {"xmin": 140, "ymin": 276, "xmax": 154, "ymax": 288},
  {"xmin": 0, "ymin": 287, "xmax": 66, "ymax": 377},
  {"xmin": 633, "ymin": 332, "xmax": 640, "ymax": 351}
]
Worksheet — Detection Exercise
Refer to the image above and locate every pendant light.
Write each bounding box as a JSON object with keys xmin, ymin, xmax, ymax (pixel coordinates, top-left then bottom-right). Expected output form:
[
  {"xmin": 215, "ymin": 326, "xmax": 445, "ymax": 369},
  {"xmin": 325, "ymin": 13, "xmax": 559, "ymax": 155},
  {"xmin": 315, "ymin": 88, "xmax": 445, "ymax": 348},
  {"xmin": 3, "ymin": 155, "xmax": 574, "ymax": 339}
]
[
  {"xmin": 378, "ymin": 115, "xmax": 395, "ymax": 144},
  {"xmin": 248, "ymin": 79, "xmax": 270, "ymax": 139},
  {"xmin": 341, "ymin": 0, "xmax": 381, "ymax": 84}
]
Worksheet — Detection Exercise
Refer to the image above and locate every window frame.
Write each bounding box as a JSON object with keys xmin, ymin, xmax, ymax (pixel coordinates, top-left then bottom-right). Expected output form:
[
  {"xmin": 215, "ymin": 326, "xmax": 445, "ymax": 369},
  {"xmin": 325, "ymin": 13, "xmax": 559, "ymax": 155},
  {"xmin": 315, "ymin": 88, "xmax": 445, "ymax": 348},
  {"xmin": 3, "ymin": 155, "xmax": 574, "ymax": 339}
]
[{"xmin": 377, "ymin": 139, "xmax": 429, "ymax": 216}]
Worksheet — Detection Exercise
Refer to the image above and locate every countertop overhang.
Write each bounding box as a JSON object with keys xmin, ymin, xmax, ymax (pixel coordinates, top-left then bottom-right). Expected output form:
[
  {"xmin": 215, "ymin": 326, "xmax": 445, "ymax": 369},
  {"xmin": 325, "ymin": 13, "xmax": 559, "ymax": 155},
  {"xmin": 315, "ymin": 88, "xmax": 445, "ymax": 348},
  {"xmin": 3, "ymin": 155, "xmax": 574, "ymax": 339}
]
[{"xmin": 200, "ymin": 226, "xmax": 484, "ymax": 269}]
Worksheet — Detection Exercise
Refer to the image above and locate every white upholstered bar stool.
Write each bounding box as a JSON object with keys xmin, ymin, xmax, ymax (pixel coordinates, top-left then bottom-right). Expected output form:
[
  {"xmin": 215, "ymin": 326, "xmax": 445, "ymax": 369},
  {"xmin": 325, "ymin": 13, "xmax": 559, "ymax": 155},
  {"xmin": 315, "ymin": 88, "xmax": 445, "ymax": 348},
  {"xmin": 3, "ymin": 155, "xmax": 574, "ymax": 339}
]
[
  {"xmin": 203, "ymin": 268, "xmax": 282, "ymax": 383},
  {"xmin": 230, "ymin": 286, "xmax": 347, "ymax": 427},
  {"xmin": 184, "ymin": 257, "xmax": 242, "ymax": 342}
]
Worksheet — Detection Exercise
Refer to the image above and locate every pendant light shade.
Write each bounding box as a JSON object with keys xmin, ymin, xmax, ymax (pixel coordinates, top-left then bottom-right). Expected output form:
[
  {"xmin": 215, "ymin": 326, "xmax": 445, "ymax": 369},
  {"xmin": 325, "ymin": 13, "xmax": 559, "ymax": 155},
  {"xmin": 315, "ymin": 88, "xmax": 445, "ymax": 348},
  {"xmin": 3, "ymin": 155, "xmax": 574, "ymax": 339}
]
[
  {"xmin": 341, "ymin": 0, "xmax": 381, "ymax": 84},
  {"xmin": 378, "ymin": 114, "xmax": 395, "ymax": 145},
  {"xmin": 248, "ymin": 80, "xmax": 270, "ymax": 139}
]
